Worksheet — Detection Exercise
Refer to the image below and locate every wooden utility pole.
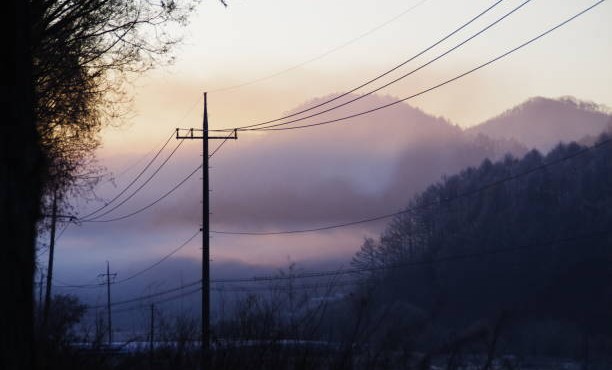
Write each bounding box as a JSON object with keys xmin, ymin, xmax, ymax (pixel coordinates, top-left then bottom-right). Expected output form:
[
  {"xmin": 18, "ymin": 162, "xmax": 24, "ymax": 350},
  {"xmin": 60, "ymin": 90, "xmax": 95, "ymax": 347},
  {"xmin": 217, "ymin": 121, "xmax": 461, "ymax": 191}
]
[
  {"xmin": 149, "ymin": 304, "xmax": 155, "ymax": 369},
  {"xmin": 176, "ymin": 92, "xmax": 237, "ymax": 364},
  {"xmin": 42, "ymin": 190, "xmax": 58, "ymax": 329},
  {"xmin": 98, "ymin": 261, "xmax": 116, "ymax": 345}
]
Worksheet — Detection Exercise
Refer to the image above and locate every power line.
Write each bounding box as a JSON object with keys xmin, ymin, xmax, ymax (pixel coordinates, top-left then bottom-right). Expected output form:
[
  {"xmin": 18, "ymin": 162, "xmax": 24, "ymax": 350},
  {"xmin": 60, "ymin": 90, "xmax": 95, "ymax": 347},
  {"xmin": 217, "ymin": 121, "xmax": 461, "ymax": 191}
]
[
  {"xmin": 81, "ymin": 139, "xmax": 185, "ymax": 222},
  {"xmin": 79, "ymin": 131, "xmax": 176, "ymax": 220},
  {"xmin": 53, "ymin": 273, "xmax": 105, "ymax": 288},
  {"xmin": 106, "ymin": 96, "xmax": 202, "ymax": 182},
  {"xmin": 211, "ymin": 137, "xmax": 612, "ymax": 236},
  {"xmin": 108, "ymin": 135, "xmax": 174, "ymax": 183},
  {"xmin": 242, "ymin": 0, "xmax": 533, "ymax": 132},
  {"xmin": 212, "ymin": 0, "xmax": 505, "ymax": 131},
  {"xmin": 209, "ymin": 129, "xmax": 237, "ymax": 159},
  {"xmin": 67, "ymin": 0, "xmax": 607, "ymax": 317},
  {"xmin": 70, "ymin": 96, "xmax": 608, "ymax": 294},
  {"xmin": 74, "ymin": 0, "xmax": 601, "ymax": 223},
  {"xmin": 79, "ymin": 163, "xmax": 202, "ymax": 223},
  {"xmin": 36, "ymin": 222, "xmax": 70, "ymax": 259},
  {"xmin": 175, "ymin": 95, "xmax": 204, "ymax": 127},
  {"xmin": 109, "ymin": 286, "xmax": 203, "ymax": 315},
  {"xmin": 211, "ymin": 229, "xmax": 610, "ymax": 284},
  {"xmin": 53, "ymin": 230, "xmax": 201, "ymax": 289},
  {"xmin": 212, "ymin": 279, "xmax": 363, "ymax": 293},
  {"xmin": 85, "ymin": 227, "xmax": 610, "ymax": 310},
  {"xmin": 249, "ymin": 0, "xmax": 606, "ymax": 132},
  {"xmin": 79, "ymin": 95, "xmax": 200, "ymax": 218},
  {"xmin": 207, "ymin": 0, "xmax": 431, "ymax": 94},
  {"xmin": 113, "ymin": 230, "xmax": 201, "ymax": 284},
  {"xmin": 86, "ymin": 279, "xmax": 202, "ymax": 310},
  {"xmin": 55, "ymin": 222, "xmax": 69, "ymax": 242},
  {"xmin": 54, "ymin": 280, "xmax": 103, "ymax": 289},
  {"xmin": 110, "ymin": 148, "xmax": 160, "ymax": 181}
]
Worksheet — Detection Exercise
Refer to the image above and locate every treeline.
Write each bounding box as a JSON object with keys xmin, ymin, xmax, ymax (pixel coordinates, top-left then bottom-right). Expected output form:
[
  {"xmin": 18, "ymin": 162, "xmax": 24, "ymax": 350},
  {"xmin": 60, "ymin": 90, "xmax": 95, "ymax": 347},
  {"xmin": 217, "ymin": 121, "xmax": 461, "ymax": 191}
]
[{"xmin": 351, "ymin": 133, "xmax": 612, "ymax": 360}]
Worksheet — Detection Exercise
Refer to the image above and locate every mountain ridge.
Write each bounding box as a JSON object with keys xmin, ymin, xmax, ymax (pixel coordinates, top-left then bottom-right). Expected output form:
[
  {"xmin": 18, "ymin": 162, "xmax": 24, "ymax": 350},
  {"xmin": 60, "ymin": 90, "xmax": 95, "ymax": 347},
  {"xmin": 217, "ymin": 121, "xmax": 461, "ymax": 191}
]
[{"xmin": 466, "ymin": 96, "xmax": 612, "ymax": 152}]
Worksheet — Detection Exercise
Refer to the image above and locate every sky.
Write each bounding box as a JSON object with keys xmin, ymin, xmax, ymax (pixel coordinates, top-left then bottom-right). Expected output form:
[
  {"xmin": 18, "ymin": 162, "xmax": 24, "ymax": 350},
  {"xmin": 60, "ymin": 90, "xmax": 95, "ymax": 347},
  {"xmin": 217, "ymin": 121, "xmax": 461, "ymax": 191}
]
[{"xmin": 44, "ymin": 0, "xmax": 612, "ymax": 304}]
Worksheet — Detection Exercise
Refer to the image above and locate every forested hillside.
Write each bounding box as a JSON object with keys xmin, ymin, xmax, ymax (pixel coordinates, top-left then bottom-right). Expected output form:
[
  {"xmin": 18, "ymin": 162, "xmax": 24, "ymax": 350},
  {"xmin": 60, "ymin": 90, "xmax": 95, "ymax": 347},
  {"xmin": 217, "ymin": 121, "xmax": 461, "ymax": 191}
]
[{"xmin": 352, "ymin": 133, "xmax": 612, "ymax": 358}]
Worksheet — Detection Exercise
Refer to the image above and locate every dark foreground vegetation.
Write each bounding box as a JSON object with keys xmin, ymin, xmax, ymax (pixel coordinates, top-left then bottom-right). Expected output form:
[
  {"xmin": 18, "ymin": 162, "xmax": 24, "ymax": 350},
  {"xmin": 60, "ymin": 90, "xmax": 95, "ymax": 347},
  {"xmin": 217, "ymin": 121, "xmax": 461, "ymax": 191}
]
[
  {"xmin": 2, "ymin": 1, "xmax": 197, "ymax": 368},
  {"xmin": 38, "ymin": 135, "xmax": 612, "ymax": 369}
]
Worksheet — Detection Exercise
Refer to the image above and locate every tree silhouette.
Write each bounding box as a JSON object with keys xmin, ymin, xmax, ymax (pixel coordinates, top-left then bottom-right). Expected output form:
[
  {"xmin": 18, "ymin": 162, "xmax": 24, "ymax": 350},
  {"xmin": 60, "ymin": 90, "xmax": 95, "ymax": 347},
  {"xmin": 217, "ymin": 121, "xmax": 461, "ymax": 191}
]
[
  {"xmin": 352, "ymin": 135, "xmax": 612, "ymax": 359},
  {"xmin": 1, "ymin": 0, "xmax": 214, "ymax": 368},
  {"xmin": 31, "ymin": 0, "xmax": 201, "ymax": 207}
]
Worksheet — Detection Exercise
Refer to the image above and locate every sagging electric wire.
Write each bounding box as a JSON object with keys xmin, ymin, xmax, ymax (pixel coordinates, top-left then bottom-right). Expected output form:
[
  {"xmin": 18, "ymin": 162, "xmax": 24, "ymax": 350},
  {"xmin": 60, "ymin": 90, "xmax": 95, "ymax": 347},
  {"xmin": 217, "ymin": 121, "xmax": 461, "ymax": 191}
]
[
  {"xmin": 209, "ymin": 130, "xmax": 237, "ymax": 159},
  {"xmin": 242, "ymin": 0, "xmax": 533, "ymax": 132},
  {"xmin": 82, "ymin": 227, "xmax": 611, "ymax": 312},
  {"xmin": 81, "ymin": 139, "xmax": 186, "ymax": 222},
  {"xmin": 113, "ymin": 229, "xmax": 201, "ymax": 285},
  {"xmin": 211, "ymin": 0, "xmax": 506, "ymax": 132},
  {"xmin": 211, "ymin": 136, "xmax": 612, "ymax": 235},
  {"xmin": 79, "ymin": 130, "xmax": 176, "ymax": 220},
  {"xmin": 249, "ymin": 0, "xmax": 606, "ymax": 132},
  {"xmin": 53, "ymin": 230, "xmax": 201, "ymax": 289},
  {"xmin": 207, "ymin": 0, "xmax": 431, "ymax": 94},
  {"xmin": 80, "ymin": 163, "xmax": 203, "ymax": 223}
]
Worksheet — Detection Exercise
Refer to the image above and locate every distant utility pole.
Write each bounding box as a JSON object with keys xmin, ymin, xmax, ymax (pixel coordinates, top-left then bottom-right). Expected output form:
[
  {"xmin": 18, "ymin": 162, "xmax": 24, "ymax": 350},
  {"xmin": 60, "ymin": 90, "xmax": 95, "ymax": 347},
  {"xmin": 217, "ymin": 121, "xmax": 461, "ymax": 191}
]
[
  {"xmin": 98, "ymin": 261, "xmax": 116, "ymax": 345},
  {"xmin": 176, "ymin": 92, "xmax": 238, "ymax": 362},
  {"xmin": 42, "ymin": 190, "xmax": 58, "ymax": 329},
  {"xmin": 149, "ymin": 304, "xmax": 155, "ymax": 369}
]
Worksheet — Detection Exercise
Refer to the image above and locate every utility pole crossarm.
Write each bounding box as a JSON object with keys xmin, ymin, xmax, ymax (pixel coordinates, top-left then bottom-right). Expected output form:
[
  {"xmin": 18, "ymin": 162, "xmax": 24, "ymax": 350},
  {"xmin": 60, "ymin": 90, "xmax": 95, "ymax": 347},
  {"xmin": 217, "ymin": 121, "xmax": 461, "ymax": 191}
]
[{"xmin": 175, "ymin": 128, "xmax": 238, "ymax": 140}]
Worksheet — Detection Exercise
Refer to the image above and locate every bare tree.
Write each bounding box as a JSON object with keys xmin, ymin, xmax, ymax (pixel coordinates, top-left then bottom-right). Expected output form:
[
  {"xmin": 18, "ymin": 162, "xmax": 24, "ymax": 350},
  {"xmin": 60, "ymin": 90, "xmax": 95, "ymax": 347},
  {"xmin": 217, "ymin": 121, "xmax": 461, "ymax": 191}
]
[
  {"xmin": 2, "ymin": 1, "xmax": 227, "ymax": 368},
  {"xmin": 30, "ymin": 0, "xmax": 203, "ymax": 206}
]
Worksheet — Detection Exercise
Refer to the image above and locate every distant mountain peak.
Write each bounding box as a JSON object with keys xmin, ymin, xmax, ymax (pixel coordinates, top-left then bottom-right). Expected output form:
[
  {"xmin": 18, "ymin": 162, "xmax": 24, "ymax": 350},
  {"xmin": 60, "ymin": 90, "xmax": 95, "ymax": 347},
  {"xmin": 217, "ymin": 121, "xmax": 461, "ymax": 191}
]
[{"xmin": 468, "ymin": 96, "xmax": 612, "ymax": 152}]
